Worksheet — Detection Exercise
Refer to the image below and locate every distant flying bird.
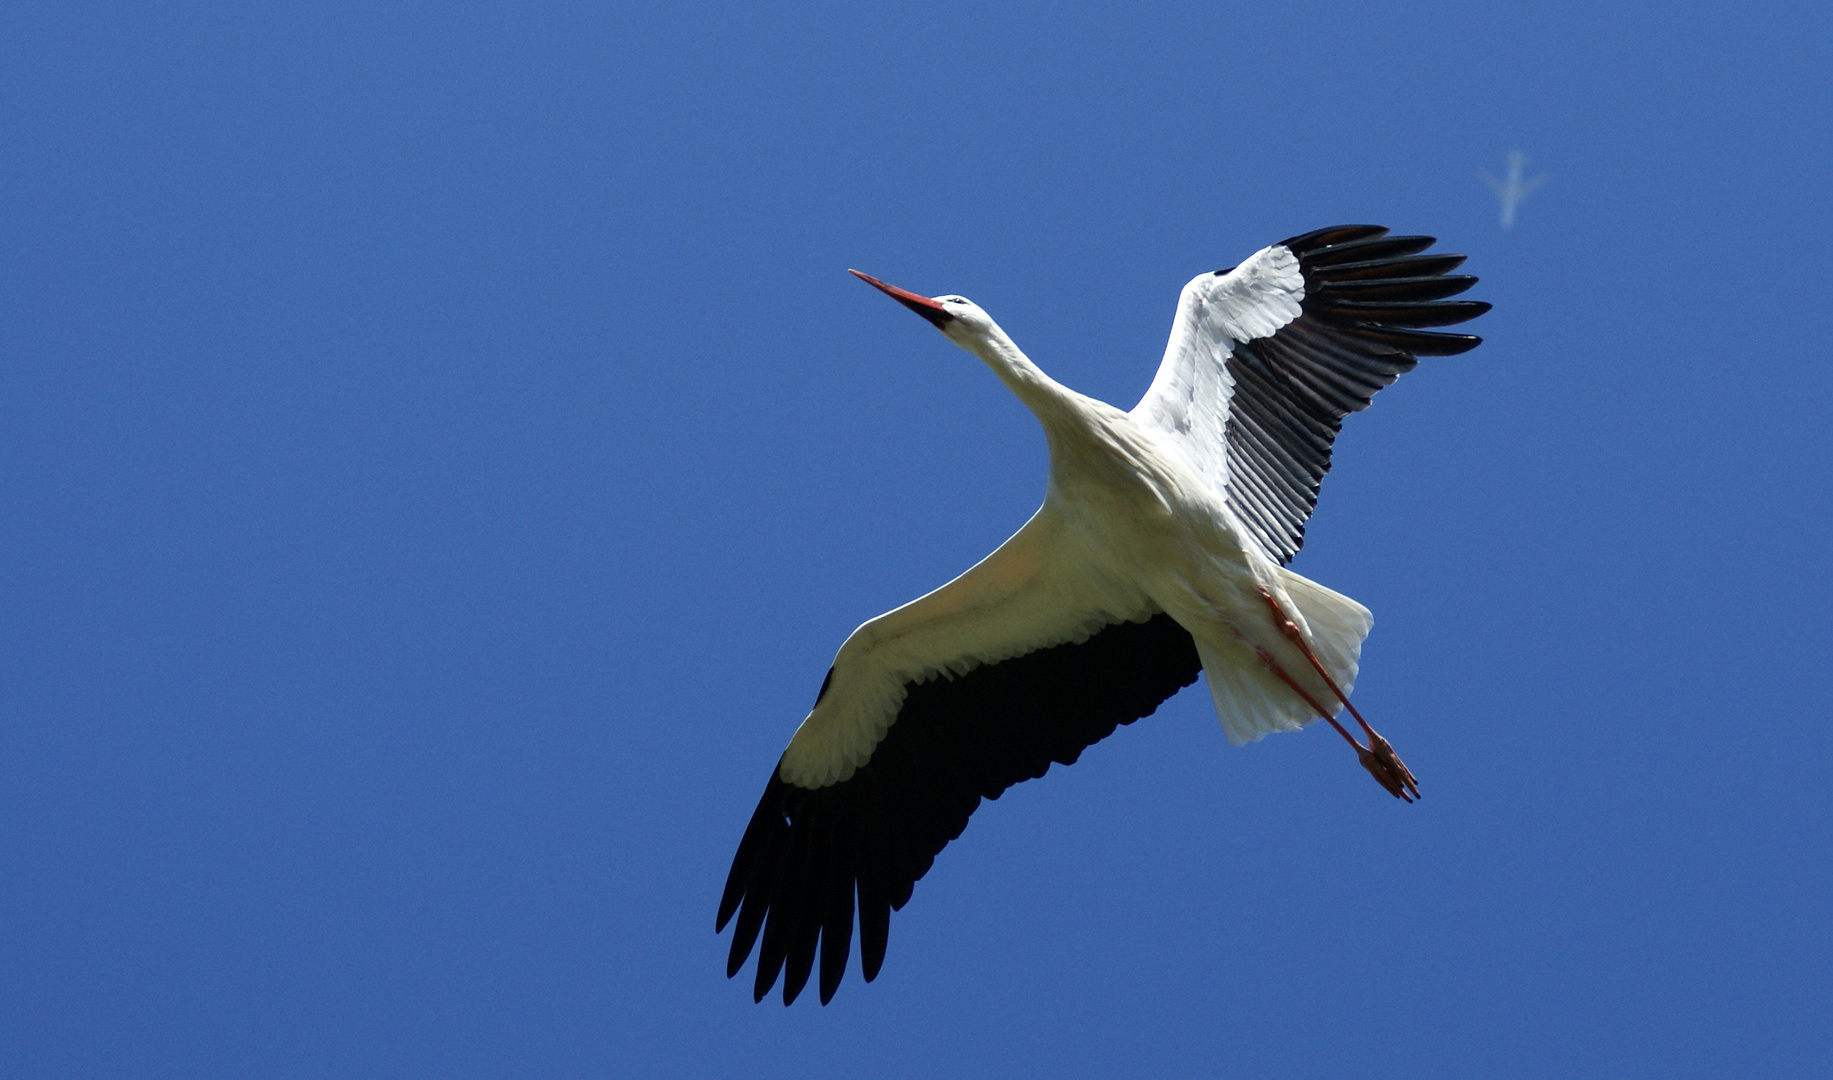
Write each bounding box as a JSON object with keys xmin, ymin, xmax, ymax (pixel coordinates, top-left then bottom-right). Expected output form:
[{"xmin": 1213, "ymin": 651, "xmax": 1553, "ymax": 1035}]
[
  {"xmin": 1482, "ymin": 150, "xmax": 1547, "ymax": 230},
  {"xmin": 718, "ymin": 226, "xmax": 1489, "ymax": 1005}
]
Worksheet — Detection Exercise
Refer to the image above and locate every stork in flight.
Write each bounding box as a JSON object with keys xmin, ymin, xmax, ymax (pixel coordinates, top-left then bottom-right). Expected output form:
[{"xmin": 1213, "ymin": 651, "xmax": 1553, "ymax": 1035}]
[{"xmin": 718, "ymin": 225, "xmax": 1489, "ymax": 1005}]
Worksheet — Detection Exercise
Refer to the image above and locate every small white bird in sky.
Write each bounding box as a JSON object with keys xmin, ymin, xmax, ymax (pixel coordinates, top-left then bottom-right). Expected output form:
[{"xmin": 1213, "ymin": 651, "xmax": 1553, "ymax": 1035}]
[{"xmin": 718, "ymin": 225, "xmax": 1489, "ymax": 1005}]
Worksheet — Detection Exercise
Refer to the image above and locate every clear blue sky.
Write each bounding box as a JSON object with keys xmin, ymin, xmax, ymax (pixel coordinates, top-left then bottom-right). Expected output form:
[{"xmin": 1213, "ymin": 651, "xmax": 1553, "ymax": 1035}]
[{"xmin": 4, "ymin": 2, "xmax": 1830, "ymax": 1077}]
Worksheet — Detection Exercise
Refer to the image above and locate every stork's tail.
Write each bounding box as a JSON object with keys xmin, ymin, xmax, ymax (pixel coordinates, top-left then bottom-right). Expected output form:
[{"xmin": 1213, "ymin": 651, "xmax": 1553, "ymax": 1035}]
[
  {"xmin": 1276, "ymin": 568, "xmax": 1372, "ymax": 695},
  {"xmin": 1199, "ymin": 568, "xmax": 1372, "ymax": 746}
]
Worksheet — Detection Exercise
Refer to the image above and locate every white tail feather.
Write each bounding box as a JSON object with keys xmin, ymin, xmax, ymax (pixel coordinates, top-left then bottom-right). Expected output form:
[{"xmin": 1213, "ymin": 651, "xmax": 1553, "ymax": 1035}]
[
  {"xmin": 1277, "ymin": 568, "xmax": 1372, "ymax": 697},
  {"xmin": 1199, "ymin": 569, "xmax": 1373, "ymax": 747},
  {"xmin": 1199, "ymin": 640, "xmax": 1311, "ymax": 745}
]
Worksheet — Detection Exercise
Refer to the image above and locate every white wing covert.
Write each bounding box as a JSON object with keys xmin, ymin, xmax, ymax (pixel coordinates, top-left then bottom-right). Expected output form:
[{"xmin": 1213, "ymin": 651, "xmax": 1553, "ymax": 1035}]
[
  {"xmin": 777, "ymin": 506, "xmax": 1155, "ymax": 788},
  {"xmin": 1133, "ymin": 225, "xmax": 1489, "ymax": 565}
]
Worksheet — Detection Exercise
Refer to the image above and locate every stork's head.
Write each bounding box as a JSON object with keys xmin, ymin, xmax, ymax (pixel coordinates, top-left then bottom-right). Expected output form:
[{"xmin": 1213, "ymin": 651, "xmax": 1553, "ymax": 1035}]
[{"xmin": 848, "ymin": 270, "xmax": 994, "ymax": 346}]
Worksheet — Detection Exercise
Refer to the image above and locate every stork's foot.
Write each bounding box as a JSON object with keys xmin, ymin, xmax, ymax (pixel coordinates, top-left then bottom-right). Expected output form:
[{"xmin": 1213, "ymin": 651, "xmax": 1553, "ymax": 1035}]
[
  {"xmin": 1356, "ymin": 745, "xmax": 1408, "ymax": 800},
  {"xmin": 1356, "ymin": 741, "xmax": 1416, "ymax": 802},
  {"xmin": 1257, "ymin": 588, "xmax": 1421, "ymax": 803},
  {"xmin": 1361, "ymin": 731, "xmax": 1419, "ymax": 802}
]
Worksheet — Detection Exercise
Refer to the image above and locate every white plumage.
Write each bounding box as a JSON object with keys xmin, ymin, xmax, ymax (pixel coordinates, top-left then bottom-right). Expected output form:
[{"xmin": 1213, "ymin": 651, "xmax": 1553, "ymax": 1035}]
[{"xmin": 720, "ymin": 225, "xmax": 1489, "ymax": 1005}]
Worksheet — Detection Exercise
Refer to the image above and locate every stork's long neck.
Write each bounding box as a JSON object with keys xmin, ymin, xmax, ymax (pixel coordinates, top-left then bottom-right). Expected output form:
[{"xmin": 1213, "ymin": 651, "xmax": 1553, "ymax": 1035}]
[
  {"xmin": 959, "ymin": 325, "xmax": 1080, "ymax": 428},
  {"xmin": 959, "ymin": 321, "xmax": 1159, "ymax": 503}
]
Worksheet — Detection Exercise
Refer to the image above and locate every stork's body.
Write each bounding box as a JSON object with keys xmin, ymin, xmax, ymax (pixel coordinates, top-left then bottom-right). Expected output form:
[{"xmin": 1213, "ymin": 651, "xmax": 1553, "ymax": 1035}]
[{"xmin": 720, "ymin": 226, "xmax": 1489, "ymax": 1005}]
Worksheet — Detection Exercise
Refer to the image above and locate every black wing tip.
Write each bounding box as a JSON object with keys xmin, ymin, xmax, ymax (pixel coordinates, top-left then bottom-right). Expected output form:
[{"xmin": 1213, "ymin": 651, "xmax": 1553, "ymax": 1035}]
[
  {"xmin": 781, "ymin": 963, "xmax": 813, "ymax": 1005},
  {"xmin": 1300, "ymin": 235, "xmax": 1437, "ymax": 269},
  {"xmin": 716, "ymin": 868, "xmax": 747, "ymax": 931},
  {"xmin": 818, "ymin": 947, "xmax": 847, "ymax": 1003},
  {"xmin": 1313, "ymin": 273, "xmax": 1479, "ymax": 302},
  {"xmin": 1320, "ymin": 298, "xmax": 1493, "ymax": 329},
  {"xmin": 1280, "ymin": 224, "xmax": 1390, "ymax": 254},
  {"xmin": 1315, "ymin": 252, "xmax": 1470, "ymax": 282},
  {"xmin": 1295, "ymin": 232, "xmax": 1489, "ymax": 344},
  {"xmin": 1361, "ymin": 329, "xmax": 1483, "ymax": 355}
]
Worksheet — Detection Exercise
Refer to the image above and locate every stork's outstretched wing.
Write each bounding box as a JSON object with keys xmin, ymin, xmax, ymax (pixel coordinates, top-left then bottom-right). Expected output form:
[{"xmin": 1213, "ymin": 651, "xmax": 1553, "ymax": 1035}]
[
  {"xmin": 717, "ymin": 508, "xmax": 1202, "ymax": 1005},
  {"xmin": 1132, "ymin": 225, "xmax": 1490, "ymax": 565}
]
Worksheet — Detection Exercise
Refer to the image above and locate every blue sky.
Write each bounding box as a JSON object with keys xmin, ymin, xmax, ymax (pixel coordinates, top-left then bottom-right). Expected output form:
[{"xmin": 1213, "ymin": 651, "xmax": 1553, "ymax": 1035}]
[{"xmin": 3, "ymin": 2, "xmax": 1830, "ymax": 1076}]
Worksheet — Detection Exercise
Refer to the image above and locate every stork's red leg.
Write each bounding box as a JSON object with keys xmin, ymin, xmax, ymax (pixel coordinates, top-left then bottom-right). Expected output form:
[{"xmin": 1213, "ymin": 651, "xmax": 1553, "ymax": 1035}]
[
  {"xmin": 1252, "ymin": 647, "xmax": 1362, "ymax": 751},
  {"xmin": 1259, "ymin": 589, "xmax": 1420, "ymax": 802},
  {"xmin": 1250, "ymin": 645, "xmax": 1412, "ymax": 803}
]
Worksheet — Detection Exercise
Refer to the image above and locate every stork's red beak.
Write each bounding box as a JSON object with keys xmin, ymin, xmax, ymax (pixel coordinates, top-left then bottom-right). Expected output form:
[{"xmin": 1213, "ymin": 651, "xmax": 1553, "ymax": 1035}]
[{"xmin": 849, "ymin": 270, "xmax": 955, "ymax": 330}]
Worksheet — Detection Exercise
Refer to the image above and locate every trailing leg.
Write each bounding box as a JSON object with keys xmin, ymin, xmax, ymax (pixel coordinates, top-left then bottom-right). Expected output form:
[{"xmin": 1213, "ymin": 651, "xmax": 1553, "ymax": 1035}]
[{"xmin": 1259, "ymin": 588, "xmax": 1419, "ymax": 801}]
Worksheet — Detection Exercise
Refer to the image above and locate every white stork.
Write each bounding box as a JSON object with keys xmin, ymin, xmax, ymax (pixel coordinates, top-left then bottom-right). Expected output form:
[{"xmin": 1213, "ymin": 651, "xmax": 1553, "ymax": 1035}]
[{"xmin": 717, "ymin": 225, "xmax": 1489, "ymax": 1005}]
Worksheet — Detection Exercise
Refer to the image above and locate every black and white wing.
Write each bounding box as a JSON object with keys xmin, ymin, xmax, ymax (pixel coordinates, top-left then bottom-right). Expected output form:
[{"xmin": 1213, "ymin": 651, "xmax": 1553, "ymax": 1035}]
[
  {"xmin": 717, "ymin": 507, "xmax": 1202, "ymax": 1005},
  {"xmin": 1132, "ymin": 225, "xmax": 1490, "ymax": 565}
]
